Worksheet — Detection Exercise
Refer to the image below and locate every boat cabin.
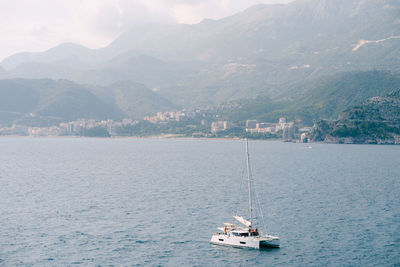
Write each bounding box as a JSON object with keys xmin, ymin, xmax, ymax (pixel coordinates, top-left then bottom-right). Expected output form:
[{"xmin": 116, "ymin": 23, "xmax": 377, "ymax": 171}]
[
  {"xmin": 232, "ymin": 230, "xmax": 249, "ymax": 237},
  {"xmin": 231, "ymin": 228, "xmax": 259, "ymax": 237}
]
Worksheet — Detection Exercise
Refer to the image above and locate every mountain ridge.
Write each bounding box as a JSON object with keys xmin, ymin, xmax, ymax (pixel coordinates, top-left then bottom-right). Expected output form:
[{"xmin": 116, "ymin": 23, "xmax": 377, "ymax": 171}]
[{"xmin": 0, "ymin": 0, "xmax": 400, "ymax": 109}]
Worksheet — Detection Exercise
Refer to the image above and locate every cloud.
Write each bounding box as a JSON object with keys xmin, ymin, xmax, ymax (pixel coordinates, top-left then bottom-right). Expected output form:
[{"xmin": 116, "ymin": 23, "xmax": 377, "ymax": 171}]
[{"xmin": 0, "ymin": 0, "xmax": 294, "ymax": 61}]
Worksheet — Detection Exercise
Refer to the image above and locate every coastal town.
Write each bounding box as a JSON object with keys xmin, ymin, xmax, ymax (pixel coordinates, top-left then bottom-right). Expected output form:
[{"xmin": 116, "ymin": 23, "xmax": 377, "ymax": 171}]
[{"xmin": 0, "ymin": 108, "xmax": 312, "ymax": 142}]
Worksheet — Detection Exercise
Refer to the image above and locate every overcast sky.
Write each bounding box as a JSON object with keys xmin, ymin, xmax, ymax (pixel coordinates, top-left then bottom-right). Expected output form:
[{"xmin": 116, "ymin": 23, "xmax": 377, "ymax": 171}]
[{"xmin": 0, "ymin": 0, "xmax": 294, "ymax": 61}]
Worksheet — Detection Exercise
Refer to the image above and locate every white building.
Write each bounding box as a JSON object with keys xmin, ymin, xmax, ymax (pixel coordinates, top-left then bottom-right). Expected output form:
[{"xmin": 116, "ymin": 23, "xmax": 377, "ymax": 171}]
[{"xmin": 211, "ymin": 121, "xmax": 230, "ymax": 133}]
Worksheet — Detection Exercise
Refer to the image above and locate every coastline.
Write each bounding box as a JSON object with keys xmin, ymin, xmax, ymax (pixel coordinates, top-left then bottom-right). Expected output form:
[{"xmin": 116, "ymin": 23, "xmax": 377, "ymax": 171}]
[
  {"xmin": 0, "ymin": 134, "xmax": 276, "ymax": 142},
  {"xmin": 1, "ymin": 135, "xmax": 398, "ymax": 145}
]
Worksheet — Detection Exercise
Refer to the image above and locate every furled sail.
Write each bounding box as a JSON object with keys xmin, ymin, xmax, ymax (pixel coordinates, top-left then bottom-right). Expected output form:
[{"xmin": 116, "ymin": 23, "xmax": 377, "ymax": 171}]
[{"xmin": 233, "ymin": 215, "xmax": 251, "ymax": 227}]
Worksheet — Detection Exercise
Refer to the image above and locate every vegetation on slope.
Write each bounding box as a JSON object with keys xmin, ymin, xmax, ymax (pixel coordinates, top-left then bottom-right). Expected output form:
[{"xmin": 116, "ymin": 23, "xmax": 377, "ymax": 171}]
[
  {"xmin": 220, "ymin": 71, "xmax": 400, "ymax": 125},
  {"xmin": 0, "ymin": 78, "xmax": 179, "ymax": 126},
  {"xmin": 310, "ymin": 89, "xmax": 400, "ymax": 144},
  {"xmin": 0, "ymin": 79, "xmax": 123, "ymax": 125},
  {"xmin": 109, "ymin": 81, "xmax": 177, "ymax": 119}
]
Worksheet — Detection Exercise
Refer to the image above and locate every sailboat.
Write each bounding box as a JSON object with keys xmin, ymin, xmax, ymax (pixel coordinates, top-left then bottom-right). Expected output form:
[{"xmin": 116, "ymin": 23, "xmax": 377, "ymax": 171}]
[{"xmin": 210, "ymin": 139, "xmax": 280, "ymax": 249}]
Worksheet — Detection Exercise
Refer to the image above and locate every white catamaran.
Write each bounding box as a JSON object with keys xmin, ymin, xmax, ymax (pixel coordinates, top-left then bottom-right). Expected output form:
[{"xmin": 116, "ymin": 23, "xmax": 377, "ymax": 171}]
[{"xmin": 210, "ymin": 139, "xmax": 280, "ymax": 249}]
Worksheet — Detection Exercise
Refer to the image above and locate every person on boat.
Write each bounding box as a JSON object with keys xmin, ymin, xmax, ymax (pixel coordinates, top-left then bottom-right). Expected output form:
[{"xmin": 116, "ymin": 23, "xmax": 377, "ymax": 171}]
[{"xmin": 224, "ymin": 226, "xmax": 227, "ymax": 234}]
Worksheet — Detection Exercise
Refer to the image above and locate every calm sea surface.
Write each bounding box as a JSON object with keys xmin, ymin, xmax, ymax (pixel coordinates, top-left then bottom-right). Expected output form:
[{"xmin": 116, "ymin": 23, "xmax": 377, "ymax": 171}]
[{"xmin": 0, "ymin": 137, "xmax": 399, "ymax": 266}]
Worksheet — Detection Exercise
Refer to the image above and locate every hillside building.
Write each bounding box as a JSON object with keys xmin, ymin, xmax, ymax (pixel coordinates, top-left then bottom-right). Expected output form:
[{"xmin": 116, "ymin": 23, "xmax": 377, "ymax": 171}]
[{"xmin": 211, "ymin": 121, "xmax": 230, "ymax": 133}]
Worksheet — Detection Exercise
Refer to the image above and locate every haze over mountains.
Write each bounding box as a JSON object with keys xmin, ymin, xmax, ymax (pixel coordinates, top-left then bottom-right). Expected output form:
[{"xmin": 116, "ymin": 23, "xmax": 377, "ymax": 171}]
[{"xmin": 1, "ymin": 0, "xmax": 399, "ymax": 125}]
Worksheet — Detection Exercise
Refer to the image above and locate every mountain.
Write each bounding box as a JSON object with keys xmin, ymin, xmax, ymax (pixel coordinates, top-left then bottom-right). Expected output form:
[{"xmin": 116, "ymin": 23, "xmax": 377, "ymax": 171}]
[
  {"xmin": 1, "ymin": 0, "xmax": 400, "ymax": 107},
  {"xmin": 0, "ymin": 79, "xmax": 124, "ymax": 126},
  {"xmin": 97, "ymin": 53, "xmax": 196, "ymax": 88},
  {"xmin": 275, "ymin": 70, "xmax": 400, "ymax": 123},
  {"xmin": 0, "ymin": 0, "xmax": 400, "ymax": 106},
  {"xmin": 91, "ymin": 81, "xmax": 178, "ymax": 119},
  {"xmin": 0, "ymin": 78, "xmax": 178, "ymax": 126},
  {"xmin": 2, "ymin": 62, "xmax": 79, "ymax": 81},
  {"xmin": 34, "ymin": 80, "xmax": 124, "ymax": 122},
  {"xmin": 101, "ymin": 0, "xmax": 399, "ymax": 64},
  {"xmin": 1, "ymin": 43, "xmax": 101, "ymax": 70},
  {"xmin": 221, "ymin": 71, "xmax": 400, "ymax": 125},
  {"xmin": 107, "ymin": 0, "xmax": 400, "ymax": 105},
  {"xmin": 310, "ymin": 89, "xmax": 400, "ymax": 144}
]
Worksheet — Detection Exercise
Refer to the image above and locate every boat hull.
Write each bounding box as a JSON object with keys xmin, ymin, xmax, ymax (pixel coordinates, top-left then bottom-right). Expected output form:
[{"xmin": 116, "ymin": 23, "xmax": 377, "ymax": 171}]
[
  {"xmin": 210, "ymin": 234, "xmax": 280, "ymax": 249},
  {"xmin": 260, "ymin": 237, "xmax": 280, "ymax": 248}
]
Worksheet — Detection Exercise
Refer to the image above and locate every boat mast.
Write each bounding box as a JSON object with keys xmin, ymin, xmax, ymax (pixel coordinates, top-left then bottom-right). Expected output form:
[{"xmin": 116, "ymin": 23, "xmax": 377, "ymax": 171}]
[{"xmin": 245, "ymin": 138, "xmax": 253, "ymax": 228}]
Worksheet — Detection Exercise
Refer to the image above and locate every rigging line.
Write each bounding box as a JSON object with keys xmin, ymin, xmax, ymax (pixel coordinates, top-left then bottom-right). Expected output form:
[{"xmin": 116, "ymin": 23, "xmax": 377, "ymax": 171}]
[
  {"xmin": 234, "ymin": 149, "xmax": 247, "ymax": 216},
  {"xmin": 250, "ymin": 169, "xmax": 260, "ymax": 228},
  {"xmin": 254, "ymin": 180, "xmax": 268, "ymax": 234},
  {"xmin": 247, "ymin": 146, "xmax": 258, "ymax": 226},
  {"xmin": 249, "ymin": 151, "xmax": 267, "ymax": 233},
  {"xmin": 245, "ymin": 138, "xmax": 253, "ymax": 226}
]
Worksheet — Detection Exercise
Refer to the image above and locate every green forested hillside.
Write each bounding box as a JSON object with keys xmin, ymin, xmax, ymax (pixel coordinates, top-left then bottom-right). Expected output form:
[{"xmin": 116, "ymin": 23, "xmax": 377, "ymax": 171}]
[
  {"xmin": 34, "ymin": 80, "xmax": 124, "ymax": 121},
  {"xmin": 310, "ymin": 89, "xmax": 400, "ymax": 144},
  {"xmin": 0, "ymin": 79, "xmax": 125, "ymax": 125},
  {"xmin": 278, "ymin": 71, "xmax": 400, "ymax": 123},
  {"xmin": 222, "ymin": 71, "xmax": 400, "ymax": 125},
  {"xmin": 0, "ymin": 78, "xmax": 179, "ymax": 126},
  {"xmin": 91, "ymin": 81, "xmax": 178, "ymax": 119}
]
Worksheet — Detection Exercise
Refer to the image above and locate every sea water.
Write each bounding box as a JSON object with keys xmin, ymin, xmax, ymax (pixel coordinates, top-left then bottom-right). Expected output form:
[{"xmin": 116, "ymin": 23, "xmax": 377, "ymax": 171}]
[{"xmin": 0, "ymin": 137, "xmax": 399, "ymax": 266}]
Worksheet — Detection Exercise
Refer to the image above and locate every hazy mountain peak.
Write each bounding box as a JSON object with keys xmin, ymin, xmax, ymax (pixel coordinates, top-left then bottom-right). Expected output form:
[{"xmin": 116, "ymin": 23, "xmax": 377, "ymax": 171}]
[
  {"xmin": 199, "ymin": 18, "xmax": 216, "ymax": 25},
  {"xmin": 1, "ymin": 42, "xmax": 96, "ymax": 70},
  {"xmin": 44, "ymin": 42, "xmax": 94, "ymax": 58}
]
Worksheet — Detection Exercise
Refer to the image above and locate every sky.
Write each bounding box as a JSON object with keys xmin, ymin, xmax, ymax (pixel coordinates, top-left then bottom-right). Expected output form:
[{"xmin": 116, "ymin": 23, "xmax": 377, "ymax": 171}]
[{"xmin": 0, "ymin": 0, "xmax": 294, "ymax": 61}]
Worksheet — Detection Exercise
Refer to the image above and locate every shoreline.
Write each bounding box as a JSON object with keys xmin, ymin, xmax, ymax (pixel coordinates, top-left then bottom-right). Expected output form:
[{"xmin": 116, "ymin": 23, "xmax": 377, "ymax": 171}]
[
  {"xmin": 1, "ymin": 135, "xmax": 399, "ymax": 145},
  {"xmin": 0, "ymin": 134, "xmax": 282, "ymax": 142}
]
